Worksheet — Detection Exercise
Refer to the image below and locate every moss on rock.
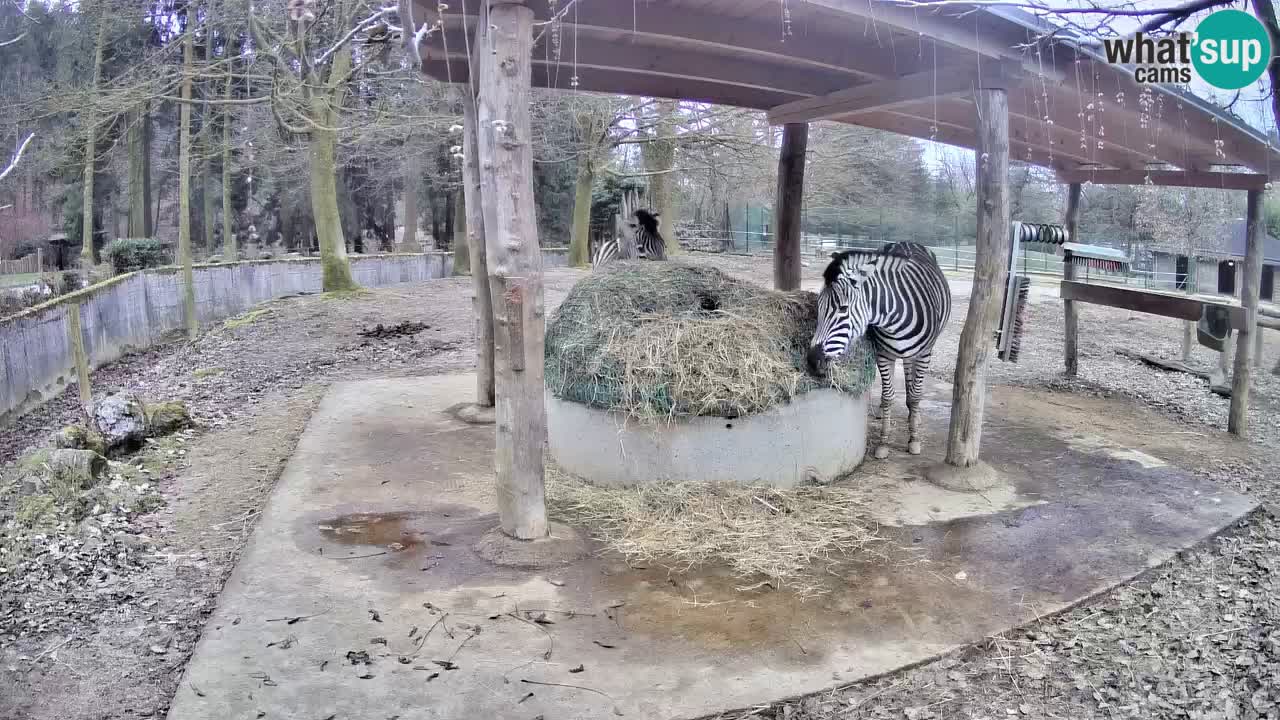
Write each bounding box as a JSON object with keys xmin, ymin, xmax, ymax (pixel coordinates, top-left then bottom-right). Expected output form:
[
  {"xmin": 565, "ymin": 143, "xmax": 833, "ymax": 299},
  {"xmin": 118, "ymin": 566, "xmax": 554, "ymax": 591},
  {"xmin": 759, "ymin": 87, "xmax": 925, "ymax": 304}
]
[{"xmin": 144, "ymin": 401, "xmax": 192, "ymax": 436}]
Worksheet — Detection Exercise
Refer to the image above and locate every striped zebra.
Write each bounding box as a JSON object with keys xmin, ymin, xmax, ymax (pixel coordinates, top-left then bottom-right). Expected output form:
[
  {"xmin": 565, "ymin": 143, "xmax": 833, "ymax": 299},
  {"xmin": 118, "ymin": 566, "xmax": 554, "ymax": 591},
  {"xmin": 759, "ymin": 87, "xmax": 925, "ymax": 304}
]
[
  {"xmin": 805, "ymin": 242, "xmax": 951, "ymax": 459},
  {"xmin": 591, "ymin": 209, "xmax": 667, "ymax": 269}
]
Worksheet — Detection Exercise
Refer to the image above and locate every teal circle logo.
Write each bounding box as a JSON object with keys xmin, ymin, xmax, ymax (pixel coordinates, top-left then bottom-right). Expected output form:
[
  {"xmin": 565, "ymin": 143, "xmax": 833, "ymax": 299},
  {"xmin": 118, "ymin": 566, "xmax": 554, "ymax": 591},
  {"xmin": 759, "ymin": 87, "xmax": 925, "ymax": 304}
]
[{"xmin": 1192, "ymin": 10, "xmax": 1272, "ymax": 90}]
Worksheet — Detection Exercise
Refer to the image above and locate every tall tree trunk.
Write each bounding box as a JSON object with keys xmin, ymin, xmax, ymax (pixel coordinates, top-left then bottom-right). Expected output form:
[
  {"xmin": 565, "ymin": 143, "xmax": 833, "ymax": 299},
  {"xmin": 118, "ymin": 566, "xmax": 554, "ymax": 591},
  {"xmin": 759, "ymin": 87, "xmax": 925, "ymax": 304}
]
[
  {"xmin": 944, "ymin": 88, "xmax": 1010, "ymax": 468},
  {"xmin": 430, "ymin": 191, "xmax": 442, "ymax": 248},
  {"xmin": 221, "ymin": 27, "xmax": 236, "ymax": 261},
  {"xmin": 127, "ymin": 105, "xmax": 153, "ymax": 238},
  {"xmin": 307, "ymin": 40, "xmax": 357, "ymax": 290},
  {"xmin": 643, "ymin": 99, "xmax": 680, "ymax": 256},
  {"xmin": 309, "ymin": 124, "xmax": 356, "ymax": 290},
  {"xmin": 402, "ymin": 147, "xmax": 421, "ymax": 251},
  {"xmin": 568, "ymin": 108, "xmax": 602, "ymax": 267},
  {"xmin": 443, "ymin": 189, "xmax": 455, "ymax": 245},
  {"xmin": 772, "ymin": 122, "xmax": 807, "ymax": 291},
  {"xmin": 476, "ymin": 4, "xmax": 547, "ymax": 539},
  {"xmin": 453, "ymin": 189, "xmax": 468, "ymax": 273},
  {"xmin": 462, "ymin": 97, "xmax": 494, "ymax": 404},
  {"xmin": 1062, "ymin": 183, "xmax": 1082, "ymax": 376},
  {"xmin": 568, "ymin": 158, "xmax": 593, "ymax": 267},
  {"xmin": 178, "ymin": 23, "xmax": 198, "ymax": 340},
  {"xmin": 203, "ymin": 171, "xmax": 217, "ymax": 255},
  {"xmin": 202, "ymin": 16, "xmax": 217, "ymax": 257},
  {"xmin": 1228, "ymin": 189, "xmax": 1264, "ymax": 436},
  {"xmin": 81, "ymin": 16, "xmax": 107, "ymax": 267}
]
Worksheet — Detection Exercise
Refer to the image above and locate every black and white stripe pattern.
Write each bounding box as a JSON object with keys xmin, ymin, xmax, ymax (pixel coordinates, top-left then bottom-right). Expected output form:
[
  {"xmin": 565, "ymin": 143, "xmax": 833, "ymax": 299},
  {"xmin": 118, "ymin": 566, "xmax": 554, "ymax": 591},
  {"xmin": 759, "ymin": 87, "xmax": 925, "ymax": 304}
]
[
  {"xmin": 591, "ymin": 209, "xmax": 667, "ymax": 270},
  {"xmin": 806, "ymin": 242, "xmax": 951, "ymax": 459},
  {"xmin": 591, "ymin": 239, "xmax": 619, "ymax": 267},
  {"xmin": 628, "ymin": 209, "xmax": 668, "ymax": 260}
]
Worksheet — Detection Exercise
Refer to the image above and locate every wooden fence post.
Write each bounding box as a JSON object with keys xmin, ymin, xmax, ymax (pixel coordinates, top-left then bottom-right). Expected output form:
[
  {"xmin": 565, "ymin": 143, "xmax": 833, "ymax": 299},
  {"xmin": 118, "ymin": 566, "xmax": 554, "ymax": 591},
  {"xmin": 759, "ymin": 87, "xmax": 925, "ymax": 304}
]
[
  {"xmin": 1062, "ymin": 182, "xmax": 1082, "ymax": 376},
  {"xmin": 476, "ymin": 0, "xmax": 548, "ymax": 540},
  {"xmin": 773, "ymin": 122, "xmax": 807, "ymax": 291},
  {"xmin": 66, "ymin": 304, "xmax": 92, "ymax": 412},
  {"xmin": 943, "ymin": 87, "xmax": 1010, "ymax": 468},
  {"xmin": 1229, "ymin": 188, "xmax": 1264, "ymax": 435},
  {"xmin": 462, "ymin": 53, "xmax": 495, "ymax": 408}
]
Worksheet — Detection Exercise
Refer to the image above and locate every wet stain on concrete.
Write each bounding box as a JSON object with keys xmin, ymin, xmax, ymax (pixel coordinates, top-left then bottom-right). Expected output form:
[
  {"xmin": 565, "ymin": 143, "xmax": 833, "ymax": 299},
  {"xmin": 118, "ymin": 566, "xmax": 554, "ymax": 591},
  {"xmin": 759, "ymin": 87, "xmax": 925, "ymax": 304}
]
[{"xmin": 316, "ymin": 511, "xmax": 432, "ymax": 551}]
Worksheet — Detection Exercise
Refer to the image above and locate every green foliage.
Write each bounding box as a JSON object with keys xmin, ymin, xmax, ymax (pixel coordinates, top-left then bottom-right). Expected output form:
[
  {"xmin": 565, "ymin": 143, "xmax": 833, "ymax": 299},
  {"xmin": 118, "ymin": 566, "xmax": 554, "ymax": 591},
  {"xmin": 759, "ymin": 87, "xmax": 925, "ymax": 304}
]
[{"xmin": 103, "ymin": 238, "xmax": 168, "ymax": 274}]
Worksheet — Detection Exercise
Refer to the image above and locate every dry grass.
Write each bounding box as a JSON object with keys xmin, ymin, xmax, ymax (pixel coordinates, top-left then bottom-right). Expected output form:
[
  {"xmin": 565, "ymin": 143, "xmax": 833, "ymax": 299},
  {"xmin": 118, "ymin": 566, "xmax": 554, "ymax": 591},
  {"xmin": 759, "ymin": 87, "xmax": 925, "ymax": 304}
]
[
  {"xmin": 545, "ymin": 262, "xmax": 875, "ymax": 423},
  {"xmin": 546, "ymin": 465, "xmax": 881, "ymax": 597}
]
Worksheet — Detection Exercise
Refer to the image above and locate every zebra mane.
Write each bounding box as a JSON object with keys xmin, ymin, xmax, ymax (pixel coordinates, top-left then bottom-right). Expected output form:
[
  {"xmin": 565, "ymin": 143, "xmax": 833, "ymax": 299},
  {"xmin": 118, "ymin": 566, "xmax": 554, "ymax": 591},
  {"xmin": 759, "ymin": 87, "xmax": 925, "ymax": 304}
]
[
  {"xmin": 634, "ymin": 209, "xmax": 661, "ymax": 236},
  {"xmin": 822, "ymin": 242, "xmax": 937, "ymax": 285}
]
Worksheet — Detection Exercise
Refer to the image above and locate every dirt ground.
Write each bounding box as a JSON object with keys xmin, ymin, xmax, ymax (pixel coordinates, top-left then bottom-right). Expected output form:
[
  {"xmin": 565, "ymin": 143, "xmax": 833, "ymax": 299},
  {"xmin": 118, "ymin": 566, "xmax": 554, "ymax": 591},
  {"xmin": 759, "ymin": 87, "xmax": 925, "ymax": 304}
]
[{"xmin": 2, "ymin": 255, "xmax": 1278, "ymax": 720}]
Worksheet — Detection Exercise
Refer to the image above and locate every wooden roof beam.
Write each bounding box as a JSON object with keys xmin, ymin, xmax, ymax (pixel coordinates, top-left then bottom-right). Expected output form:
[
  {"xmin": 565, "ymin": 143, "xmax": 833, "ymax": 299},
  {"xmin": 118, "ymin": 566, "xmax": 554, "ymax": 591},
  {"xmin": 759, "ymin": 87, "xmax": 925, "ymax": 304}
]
[
  {"xmin": 766, "ymin": 62, "xmax": 1017, "ymax": 125},
  {"xmin": 851, "ymin": 108, "xmax": 1095, "ymax": 170},
  {"xmin": 1055, "ymin": 168, "xmax": 1270, "ymax": 190},
  {"xmin": 420, "ymin": 58, "xmax": 797, "ymax": 110},
  {"xmin": 426, "ymin": 0, "xmax": 921, "ymax": 82},
  {"xmin": 429, "ymin": 25, "xmax": 846, "ymax": 99},
  {"xmin": 803, "ymin": 0, "xmax": 1065, "ymax": 83}
]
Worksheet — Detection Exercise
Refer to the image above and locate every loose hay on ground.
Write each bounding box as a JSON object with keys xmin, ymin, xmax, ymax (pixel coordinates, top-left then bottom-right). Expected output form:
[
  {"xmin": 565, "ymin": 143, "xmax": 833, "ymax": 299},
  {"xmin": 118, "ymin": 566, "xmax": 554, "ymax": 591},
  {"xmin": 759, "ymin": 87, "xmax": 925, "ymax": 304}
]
[
  {"xmin": 545, "ymin": 262, "xmax": 875, "ymax": 422},
  {"xmin": 546, "ymin": 465, "xmax": 881, "ymax": 597}
]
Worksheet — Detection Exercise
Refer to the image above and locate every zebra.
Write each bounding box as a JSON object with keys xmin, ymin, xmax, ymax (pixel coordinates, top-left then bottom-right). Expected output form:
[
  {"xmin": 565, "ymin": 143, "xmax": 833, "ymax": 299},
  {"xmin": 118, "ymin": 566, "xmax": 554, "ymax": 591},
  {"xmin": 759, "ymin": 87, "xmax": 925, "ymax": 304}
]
[
  {"xmin": 591, "ymin": 209, "xmax": 667, "ymax": 269},
  {"xmin": 805, "ymin": 242, "xmax": 951, "ymax": 459}
]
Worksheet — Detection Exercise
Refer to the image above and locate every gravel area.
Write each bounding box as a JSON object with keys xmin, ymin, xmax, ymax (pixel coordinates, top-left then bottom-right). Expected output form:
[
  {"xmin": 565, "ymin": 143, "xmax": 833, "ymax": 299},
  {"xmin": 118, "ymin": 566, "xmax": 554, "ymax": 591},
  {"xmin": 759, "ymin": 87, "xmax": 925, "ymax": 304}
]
[{"xmin": 3, "ymin": 254, "xmax": 1278, "ymax": 720}]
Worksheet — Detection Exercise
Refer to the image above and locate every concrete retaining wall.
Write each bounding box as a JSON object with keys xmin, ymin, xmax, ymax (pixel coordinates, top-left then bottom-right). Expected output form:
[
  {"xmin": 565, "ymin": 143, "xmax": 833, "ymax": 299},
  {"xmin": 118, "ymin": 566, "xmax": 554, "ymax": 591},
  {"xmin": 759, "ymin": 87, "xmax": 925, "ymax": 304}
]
[
  {"xmin": 546, "ymin": 388, "xmax": 869, "ymax": 488},
  {"xmin": 1, "ymin": 250, "xmax": 571, "ymax": 423}
]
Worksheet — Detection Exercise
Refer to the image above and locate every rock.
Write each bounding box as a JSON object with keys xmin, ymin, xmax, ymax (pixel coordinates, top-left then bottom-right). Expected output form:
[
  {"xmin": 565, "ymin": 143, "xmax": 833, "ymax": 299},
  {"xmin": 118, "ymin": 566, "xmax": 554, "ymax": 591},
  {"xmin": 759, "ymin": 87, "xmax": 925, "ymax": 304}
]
[
  {"xmin": 52, "ymin": 425, "xmax": 107, "ymax": 455},
  {"xmin": 93, "ymin": 394, "xmax": 147, "ymax": 454},
  {"xmin": 145, "ymin": 401, "xmax": 192, "ymax": 436},
  {"xmin": 48, "ymin": 449, "xmax": 108, "ymax": 490},
  {"xmin": 258, "ymin": 251, "xmax": 274, "ymax": 260},
  {"xmin": 208, "ymin": 254, "xmax": 223, "ymax": 263}
]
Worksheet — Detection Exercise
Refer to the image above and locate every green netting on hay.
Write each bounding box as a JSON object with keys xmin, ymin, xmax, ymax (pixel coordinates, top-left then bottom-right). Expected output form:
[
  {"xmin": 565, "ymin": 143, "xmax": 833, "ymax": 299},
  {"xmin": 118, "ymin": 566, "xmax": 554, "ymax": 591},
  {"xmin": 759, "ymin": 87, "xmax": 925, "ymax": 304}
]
[{"xmin": 544, "ymin": 261, "xmax": 877, "ymax": 423}]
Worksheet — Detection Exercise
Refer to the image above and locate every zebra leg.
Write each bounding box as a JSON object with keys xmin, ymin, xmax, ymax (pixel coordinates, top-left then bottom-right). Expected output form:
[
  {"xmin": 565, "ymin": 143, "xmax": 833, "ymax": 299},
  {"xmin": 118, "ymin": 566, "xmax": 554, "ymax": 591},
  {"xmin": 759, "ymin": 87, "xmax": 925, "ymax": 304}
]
[
  {"xmin": 873, "ymin": 354, "xmax": 895, "ymax": 460},
  {"xmin": 906, "ymin": 352, "xmax": 931, "ymax": 455}
]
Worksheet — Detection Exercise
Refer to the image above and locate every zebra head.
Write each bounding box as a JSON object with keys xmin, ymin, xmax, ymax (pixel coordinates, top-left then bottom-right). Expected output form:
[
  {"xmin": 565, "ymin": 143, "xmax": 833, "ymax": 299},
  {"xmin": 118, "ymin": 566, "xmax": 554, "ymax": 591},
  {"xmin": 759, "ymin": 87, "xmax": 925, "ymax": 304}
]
[
  {"xmin": 806, "ymin": 251, "xmax": 878, "ymax": 376},
  {"xmin": 621, "ymin": 209, "xmax": 664, "ymax": 259}
]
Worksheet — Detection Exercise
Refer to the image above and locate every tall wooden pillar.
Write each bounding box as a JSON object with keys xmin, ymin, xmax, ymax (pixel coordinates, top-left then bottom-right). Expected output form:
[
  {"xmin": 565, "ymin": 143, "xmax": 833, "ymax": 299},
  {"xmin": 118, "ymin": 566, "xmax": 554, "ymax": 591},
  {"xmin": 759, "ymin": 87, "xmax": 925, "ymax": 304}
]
[
  {"xmin": 475, "ymin": 1, "xmax": 548, "ymax": 539},
  {"xmin": 1062, "ymin": 182, "xmax": 1082, "ymax": 376},
  {"xmin": 944, "ymin": 88, "xmax": 1010, "ymax": 468},
  {"xmin": 773, "ymin": 122, "xmax": 808, "ymax": 291},
  {"xmin": 1229, "ymin": 188, "xmax": 1264, "ymax": 436},
  {"xmin": 462, "ymin": 52, "xmax": 494, "ymax": 407}
]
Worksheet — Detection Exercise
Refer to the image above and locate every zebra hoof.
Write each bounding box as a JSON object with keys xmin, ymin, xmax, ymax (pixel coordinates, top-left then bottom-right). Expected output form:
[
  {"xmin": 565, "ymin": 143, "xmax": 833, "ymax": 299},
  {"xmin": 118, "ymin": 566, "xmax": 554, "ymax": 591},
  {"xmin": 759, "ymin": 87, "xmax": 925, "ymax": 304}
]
[
  {"xmin": 873, "ymin": 445, "xmax": 891, "ymax": 460},
  {"xmin": 907, "ymin": 440, "xmax": 922, "ymax": 455}
]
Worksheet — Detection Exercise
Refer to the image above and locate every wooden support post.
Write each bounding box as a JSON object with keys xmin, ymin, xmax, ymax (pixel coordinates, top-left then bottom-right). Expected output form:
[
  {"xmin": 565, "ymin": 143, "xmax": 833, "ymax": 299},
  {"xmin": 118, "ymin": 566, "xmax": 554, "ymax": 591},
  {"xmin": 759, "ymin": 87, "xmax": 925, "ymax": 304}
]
[
  {"xmin": 944, "ymin": 88, "xmax": 1010, "ymax": 468},
  {"xmin": 66, "ymin": 304, "xmax": 92, "ymax": 412},
  {"xmin": 1062, "ymin": 182, "xmax": 1081, "ymax": 377},
  {"xmin": 1255, "ymin": 328, "xmax": 1265, "ymax": 368},
  {"xmin": 773, "ymin": 122, "xmax": 807, "ymax": 291},
  {"xmin": 462, "ymin": 64, "xmax": 494, "ymax": 407},
  {"xmin": 1229, "ymin": 188, "xmax": 1264, "ymax": 436},
  {"xmin": 476, "ymin": 1, "xmax": 548, "ymax": 540}
]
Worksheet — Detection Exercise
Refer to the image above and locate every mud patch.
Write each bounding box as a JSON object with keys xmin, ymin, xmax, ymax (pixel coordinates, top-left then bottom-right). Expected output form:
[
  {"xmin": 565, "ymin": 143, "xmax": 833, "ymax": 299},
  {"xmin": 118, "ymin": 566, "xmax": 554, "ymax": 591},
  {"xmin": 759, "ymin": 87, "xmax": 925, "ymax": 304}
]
[
  {"xmin": 358, "ymin": 321, "xmax": 430, "ymax": 339},
  {"xmin": 315, "ymin": 511, "xmax": 432, "ymax": 553}
]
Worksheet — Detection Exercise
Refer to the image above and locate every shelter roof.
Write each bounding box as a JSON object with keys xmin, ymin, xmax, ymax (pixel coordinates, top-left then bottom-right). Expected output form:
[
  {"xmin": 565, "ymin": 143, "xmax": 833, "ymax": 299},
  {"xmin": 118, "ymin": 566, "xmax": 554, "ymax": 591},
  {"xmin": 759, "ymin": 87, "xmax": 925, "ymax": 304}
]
[{"xmin": 413, "ymin": 0, "xmax": 1280, "ymax": 180}]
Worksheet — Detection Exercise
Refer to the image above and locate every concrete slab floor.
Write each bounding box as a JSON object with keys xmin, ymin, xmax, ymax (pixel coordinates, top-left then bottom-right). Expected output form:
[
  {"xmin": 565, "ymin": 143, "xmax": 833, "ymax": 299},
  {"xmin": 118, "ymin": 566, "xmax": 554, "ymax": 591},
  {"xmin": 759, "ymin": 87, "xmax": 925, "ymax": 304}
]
[{"xmin": 168, "ymin": 374, "xmax": 1257, "ymax": 720}]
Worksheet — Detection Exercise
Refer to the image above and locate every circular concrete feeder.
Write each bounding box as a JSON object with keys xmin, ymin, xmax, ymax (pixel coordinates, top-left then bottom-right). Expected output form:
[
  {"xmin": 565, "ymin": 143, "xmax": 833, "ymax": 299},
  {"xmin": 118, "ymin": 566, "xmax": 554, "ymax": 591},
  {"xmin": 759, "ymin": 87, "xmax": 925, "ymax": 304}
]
[{"xmin": 546, "ymin": 388, "xmax": 869, "ymax": 488}]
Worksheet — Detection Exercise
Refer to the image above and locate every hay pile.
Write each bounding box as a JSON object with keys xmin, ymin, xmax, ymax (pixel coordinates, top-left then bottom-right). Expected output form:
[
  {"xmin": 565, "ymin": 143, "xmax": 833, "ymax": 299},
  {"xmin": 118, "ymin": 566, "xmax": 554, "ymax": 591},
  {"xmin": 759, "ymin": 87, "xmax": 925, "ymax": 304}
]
[
  {"xmin": 547, "ymin": 466, "xmax": 881, "ymax": 597},
  {"xmin": 545, "ymin": 261, "xmax": 876, "ymax": 422}
]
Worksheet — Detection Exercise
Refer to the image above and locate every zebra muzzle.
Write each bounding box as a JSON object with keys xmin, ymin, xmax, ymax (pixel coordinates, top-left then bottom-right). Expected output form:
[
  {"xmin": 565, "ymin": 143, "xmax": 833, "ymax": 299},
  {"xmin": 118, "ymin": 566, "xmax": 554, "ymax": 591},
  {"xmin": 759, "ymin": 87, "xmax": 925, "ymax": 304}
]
[{"xmin": 805, "ymin": 345, "xmax": 829, "ymax": 377}]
